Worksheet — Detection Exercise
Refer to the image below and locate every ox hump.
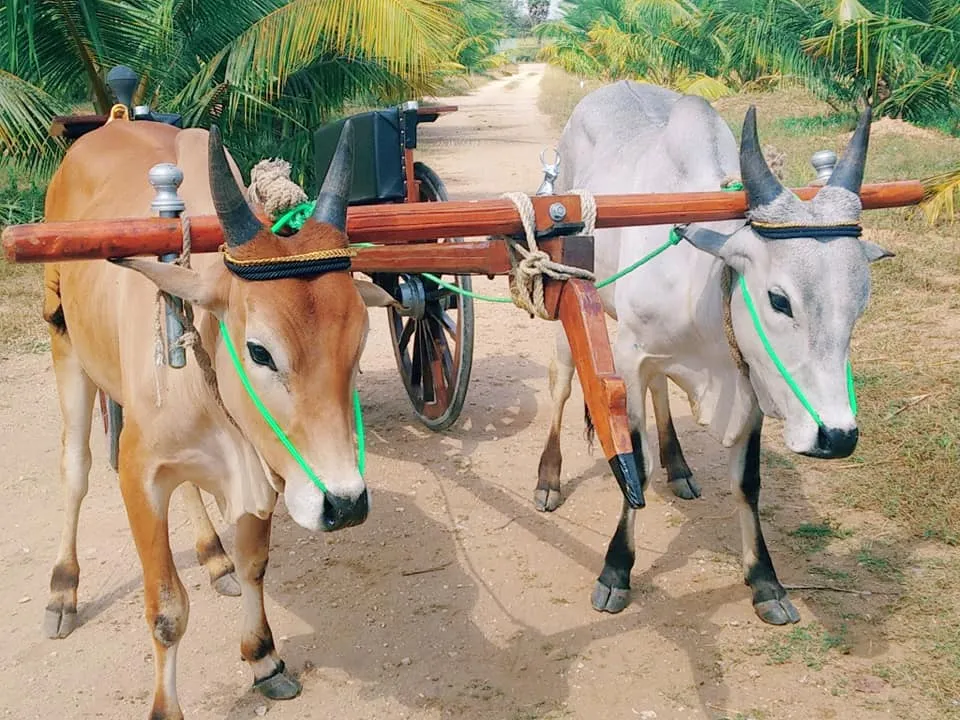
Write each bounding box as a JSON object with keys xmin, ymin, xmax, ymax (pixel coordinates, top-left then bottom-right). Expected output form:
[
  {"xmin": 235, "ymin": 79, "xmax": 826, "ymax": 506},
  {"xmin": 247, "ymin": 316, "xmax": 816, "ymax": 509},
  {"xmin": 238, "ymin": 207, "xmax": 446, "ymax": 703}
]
[{"xmin": 660, "ymin": 95, "xmax": 738, "ymax": 184}]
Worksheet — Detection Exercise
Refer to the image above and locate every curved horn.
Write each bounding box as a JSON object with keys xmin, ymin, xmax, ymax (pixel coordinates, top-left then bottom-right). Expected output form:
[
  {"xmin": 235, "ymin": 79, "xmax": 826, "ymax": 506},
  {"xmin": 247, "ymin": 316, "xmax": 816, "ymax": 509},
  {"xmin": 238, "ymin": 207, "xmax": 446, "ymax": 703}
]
[
  {"xmin": 208, "ymin": 124, "xmax": 262, "ymax": 248},
  {"xmin": 739, "ymin": 106, "xmax": 785, "ymax": 209},
  {"xmin": 827, "ymin": 105, "xmax": 872, "ymax": 194},
  {"xmin": 312, "ymin": 119, "xmax": 354, "ymax": 232}
]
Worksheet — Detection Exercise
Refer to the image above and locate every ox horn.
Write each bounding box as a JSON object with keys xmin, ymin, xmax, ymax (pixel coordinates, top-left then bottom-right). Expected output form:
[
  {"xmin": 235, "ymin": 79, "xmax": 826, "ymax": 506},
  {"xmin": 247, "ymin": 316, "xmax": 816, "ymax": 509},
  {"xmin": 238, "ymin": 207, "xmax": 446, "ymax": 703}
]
[
  {"xmin": 312, "ymin": 119, "xmax": 354, "ymax": 232},
  {"xmin": 739, "ymin": 106, "xmax": 785, "ymax": 210},
  {"xmin": 208, "ymin": 124, "xmax": 263, "ymax": 248},
  {"xmin": 827, "ymin": 105, "xmax": 872, "ymax": 194}
]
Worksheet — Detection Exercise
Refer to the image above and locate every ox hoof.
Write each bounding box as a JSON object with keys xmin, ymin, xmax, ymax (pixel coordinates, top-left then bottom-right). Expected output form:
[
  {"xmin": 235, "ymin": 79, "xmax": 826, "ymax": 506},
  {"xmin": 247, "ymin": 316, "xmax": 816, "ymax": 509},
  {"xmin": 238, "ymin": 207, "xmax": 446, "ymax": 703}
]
[
  {"xmin": 668, "ymin": 475, "xmax": 701, "ymax": 500},
  {"xmin": 43, "ymin": 606, "xmax": 77, "ymax": 639},
  {"xmin": 534, "ymin": 488, "xmax": 562, "ymax": 512},
  {"xmin": 754, "ymin": 597, "xmax": 801, "ymax": 625},
  {"xmin": 254, "ymin": 662, "xmax": 302, "ymax": 701},
  {"xmin": 212, "ymin": 571, "xmax": 242, "ymax": 597},
  {"xmin": 591, "ymin": 581, "xmax": 630, "ymax": 614}
]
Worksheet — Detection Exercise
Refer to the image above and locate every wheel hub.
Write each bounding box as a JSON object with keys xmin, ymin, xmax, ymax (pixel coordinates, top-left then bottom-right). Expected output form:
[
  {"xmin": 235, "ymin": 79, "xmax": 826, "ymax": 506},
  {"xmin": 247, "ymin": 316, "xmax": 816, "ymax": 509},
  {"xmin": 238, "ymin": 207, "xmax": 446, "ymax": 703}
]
[{"xmin": 396, "ymin": 274, "xmax": 428, "ymax": 320}]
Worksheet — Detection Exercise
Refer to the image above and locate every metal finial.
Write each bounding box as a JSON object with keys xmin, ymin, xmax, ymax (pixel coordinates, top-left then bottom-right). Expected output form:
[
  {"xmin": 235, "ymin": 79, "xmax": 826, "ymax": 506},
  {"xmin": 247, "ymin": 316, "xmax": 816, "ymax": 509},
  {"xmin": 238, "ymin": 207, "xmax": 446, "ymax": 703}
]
[
  {"xmin": 106, "ymin": 65, "xmax": 139, "ymax": 109},
  {"xmin": 148, "ymin": 163, "xmax": 187, "ymax": 369},
  {"xmin": 537, "ymin": 147, "xmax": 561, "ymax": 196},
  {"xmin": 810, "ymin": 149, "xmax": 837, "ymax": 185},
  {"xmin": 149, "ymin": 163, "xmax": 185, "ymax": 215}
]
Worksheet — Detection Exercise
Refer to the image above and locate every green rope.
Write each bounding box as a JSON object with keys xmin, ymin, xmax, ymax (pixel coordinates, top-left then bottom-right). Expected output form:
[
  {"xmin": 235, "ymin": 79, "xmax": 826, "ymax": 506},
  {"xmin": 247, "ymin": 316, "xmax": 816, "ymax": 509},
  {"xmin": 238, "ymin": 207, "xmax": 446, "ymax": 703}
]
[
  {"xmin": 421, "ymin": 272, "xmax": 514, "ymax": 302},
  {"xmin": 594, "ymin": 229, "xmax": 683, "ymax": 289},
  {"xmin": 737, "ymin": 277, "xmax": 823, "ymax": 426},
  {"xmin": 219, "ymin": 318, "xmax": 366, "ymax": 493},
  {"xmin": 272, "ymin": 200, "xmax": 316, "ymax": 234}
]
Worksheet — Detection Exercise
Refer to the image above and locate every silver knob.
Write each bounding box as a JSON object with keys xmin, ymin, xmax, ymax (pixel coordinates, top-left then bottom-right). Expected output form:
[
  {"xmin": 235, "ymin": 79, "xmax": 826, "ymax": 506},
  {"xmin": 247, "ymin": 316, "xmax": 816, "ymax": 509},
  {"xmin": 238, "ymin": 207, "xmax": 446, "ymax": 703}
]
[
  {"xmin": 149, "ymin": 163, "xmax": 185, "ymax": 216},
  {"xmin": 810, "ymin": 149, "xmax": 837, "ymax": 185}
]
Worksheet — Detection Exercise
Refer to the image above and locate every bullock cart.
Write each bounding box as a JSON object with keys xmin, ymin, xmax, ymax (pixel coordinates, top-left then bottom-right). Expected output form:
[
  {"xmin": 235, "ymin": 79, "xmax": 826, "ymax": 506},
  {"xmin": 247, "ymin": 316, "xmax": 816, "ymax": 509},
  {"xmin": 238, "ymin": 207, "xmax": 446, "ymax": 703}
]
[
  {"xmin": 1, "ymin": 73, "xmax": 932, "ymax": 515},
  {"xmin": 0, "ymin": 69, "xmax": 943, "ymax": 716}
]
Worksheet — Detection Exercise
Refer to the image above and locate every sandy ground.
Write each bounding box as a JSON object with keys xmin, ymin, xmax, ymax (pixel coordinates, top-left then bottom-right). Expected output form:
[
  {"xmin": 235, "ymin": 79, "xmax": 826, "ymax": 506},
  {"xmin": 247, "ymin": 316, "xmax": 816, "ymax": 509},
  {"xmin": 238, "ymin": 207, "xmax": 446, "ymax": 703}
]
[{"xmin": 0, "ymin": 64, "xmax": 929, "ymax": 719}]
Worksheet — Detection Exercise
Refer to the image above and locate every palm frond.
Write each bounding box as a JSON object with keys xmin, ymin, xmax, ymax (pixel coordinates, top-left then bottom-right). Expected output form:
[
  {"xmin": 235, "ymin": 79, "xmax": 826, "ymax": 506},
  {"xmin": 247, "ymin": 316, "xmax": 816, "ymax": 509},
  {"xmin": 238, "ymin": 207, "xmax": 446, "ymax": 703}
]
[
  {"xmin": 0, "ymin": 69, "xmax": 67, "ymax": 178},
  {"xmin": 920, "ymin": 167, "xmax": 960, "ymax": 224}
]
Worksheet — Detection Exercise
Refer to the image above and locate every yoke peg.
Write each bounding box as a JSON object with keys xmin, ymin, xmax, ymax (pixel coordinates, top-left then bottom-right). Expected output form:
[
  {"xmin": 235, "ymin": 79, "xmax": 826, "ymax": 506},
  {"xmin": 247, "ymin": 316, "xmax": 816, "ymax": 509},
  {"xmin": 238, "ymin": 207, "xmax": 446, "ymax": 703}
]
[
  {"xmin": 810, "ymin": 149, "xmax": 837, "ymax": 186},
  {"xmin": 149, "ymin": 162, "xmax": 187, "ymax": 369}
]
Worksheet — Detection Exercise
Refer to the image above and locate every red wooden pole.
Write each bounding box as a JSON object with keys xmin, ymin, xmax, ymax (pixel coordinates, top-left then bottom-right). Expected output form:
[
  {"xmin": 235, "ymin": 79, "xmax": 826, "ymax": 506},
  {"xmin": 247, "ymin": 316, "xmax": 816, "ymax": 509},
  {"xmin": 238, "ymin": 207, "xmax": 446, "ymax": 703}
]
[{"xmin": 2, "ymin": 180, "xmax": 926, "ymax": 265}]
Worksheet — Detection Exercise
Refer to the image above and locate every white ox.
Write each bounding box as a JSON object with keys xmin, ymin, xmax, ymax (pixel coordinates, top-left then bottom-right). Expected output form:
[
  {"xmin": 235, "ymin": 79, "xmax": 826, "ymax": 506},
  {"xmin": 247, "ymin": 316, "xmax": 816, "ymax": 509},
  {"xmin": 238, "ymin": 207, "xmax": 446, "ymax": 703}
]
[{"xmin": 535, "ymin": 81, "xmax": 893, "ymax": 625}]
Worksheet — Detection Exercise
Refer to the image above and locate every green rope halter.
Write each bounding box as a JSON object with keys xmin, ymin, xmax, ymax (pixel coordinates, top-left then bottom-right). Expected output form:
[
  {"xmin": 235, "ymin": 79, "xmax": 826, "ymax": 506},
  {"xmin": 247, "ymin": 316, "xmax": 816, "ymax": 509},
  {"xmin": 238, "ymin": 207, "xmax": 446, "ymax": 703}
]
[{"xmin": 219, "ymin": 318, "xmax": 366, "ymax": 494}]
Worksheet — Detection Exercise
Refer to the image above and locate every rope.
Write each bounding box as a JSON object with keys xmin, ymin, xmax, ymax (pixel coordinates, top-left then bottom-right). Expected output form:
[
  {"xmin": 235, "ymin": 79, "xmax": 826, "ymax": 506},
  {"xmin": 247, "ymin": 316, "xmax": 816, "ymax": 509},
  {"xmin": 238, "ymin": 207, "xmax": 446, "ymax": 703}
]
[
  {"xmin": 247, "ymin": 159, "xmax": 308, "ymax": 218},
  {"xmin": 721, "ymin": 265, "xmax": 747, "ymax": 374},
  {"xmin": 500, "ymin": 191, "xmax": 596, "ymax": 320}
]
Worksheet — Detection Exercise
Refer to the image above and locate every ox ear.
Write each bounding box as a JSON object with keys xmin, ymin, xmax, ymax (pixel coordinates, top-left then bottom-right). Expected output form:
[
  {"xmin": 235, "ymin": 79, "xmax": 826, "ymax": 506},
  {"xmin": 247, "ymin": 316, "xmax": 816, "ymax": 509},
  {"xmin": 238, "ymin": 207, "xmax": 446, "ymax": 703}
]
[
  {"xmin": 675, "ymin": 222, "xmax": 757, "ymax": 273},
  {"xmin": 353, "ymin": 279, "xmax": 401, "ymax": 308},
  {"xmin": 861, "ymin": 239, "xmax": 895, "ymax": 263},
  {"xmin": 109, "ymin": 258, "xmax": 223, "ymax": 311}
]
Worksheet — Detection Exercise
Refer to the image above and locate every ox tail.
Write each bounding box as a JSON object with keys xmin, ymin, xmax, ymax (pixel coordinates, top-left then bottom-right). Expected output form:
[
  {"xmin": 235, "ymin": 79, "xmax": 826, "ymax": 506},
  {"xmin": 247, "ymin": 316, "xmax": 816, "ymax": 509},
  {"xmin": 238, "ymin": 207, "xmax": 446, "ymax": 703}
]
[
  {"xmin": 42, "ymin": 265, "xmax": 67, "ymax": 335},
  {"xmin": 584, "ymin": 401, "xmax": 596, "ymax": 450}
]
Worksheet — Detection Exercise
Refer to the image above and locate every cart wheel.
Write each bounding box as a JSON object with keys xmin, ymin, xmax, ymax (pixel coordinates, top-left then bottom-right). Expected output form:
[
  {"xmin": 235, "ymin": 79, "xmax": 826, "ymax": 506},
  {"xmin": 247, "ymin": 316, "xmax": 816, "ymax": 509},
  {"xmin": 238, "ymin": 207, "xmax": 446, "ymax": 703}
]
[
  {"xmin": 383, "ymin": 162, "xmax": 475, "ymax": 431},
  {"xmin": 98, "ymin": 389, "xmax": 123, "ymax": 472}
]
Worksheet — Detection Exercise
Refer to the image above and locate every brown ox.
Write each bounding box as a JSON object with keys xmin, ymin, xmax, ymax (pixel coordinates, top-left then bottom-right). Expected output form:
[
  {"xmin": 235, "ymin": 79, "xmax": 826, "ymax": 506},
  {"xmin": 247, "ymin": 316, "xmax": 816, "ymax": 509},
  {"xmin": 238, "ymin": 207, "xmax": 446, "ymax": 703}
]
[{"xmin": 41, "ymin": 117, "xmax": 396, "ymax": 719}]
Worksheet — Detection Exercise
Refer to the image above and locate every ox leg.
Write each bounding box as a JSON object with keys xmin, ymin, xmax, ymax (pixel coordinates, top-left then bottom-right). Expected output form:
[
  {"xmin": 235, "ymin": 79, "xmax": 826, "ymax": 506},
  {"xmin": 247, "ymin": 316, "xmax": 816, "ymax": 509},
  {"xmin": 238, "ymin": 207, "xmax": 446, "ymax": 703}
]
[
  {"xmin": 119, "ymin": 441, "xmax": 189, "ymax": 720},
  {"xmin": 734, "ymin": 417, "xmax": 800, "ymax": 625},
  {"xmin": 44, "ymin": 331, "xmax": 97, "ymax": 639},
  {"xmin": 592, "ymin": 498, "xmax": 638, "ymax": 613},
  {"xmin": 180, "ymin": 484, "xmax": 241, "ymax": 597},
  {"xmin": 535, "ymin": 328, "xmax": 575, "ymax": 512},
  {"xmin": 236, "ymin": 512, "xmax": 302, "ymax": 700},
  {"xmin": 650, "ymin": 375, "xmax": 700, "ymax": 500},
  {"xmin": 591, "ymin": 332, "xmax": 650, "ymax": 614}
]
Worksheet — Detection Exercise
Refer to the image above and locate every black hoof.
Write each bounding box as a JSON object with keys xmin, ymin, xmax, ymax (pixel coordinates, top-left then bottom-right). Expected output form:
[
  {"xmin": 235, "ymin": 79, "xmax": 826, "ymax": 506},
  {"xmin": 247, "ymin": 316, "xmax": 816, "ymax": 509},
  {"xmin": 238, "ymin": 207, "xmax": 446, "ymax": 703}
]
[
  {"xmin": 668, "ymin": 475, "xmax": 701, "ymax": 500},
  {"xmin": 253, "ymin": 661, "xmax": 302, "ymax": 700},
  {"xmin": 754, "ymin": 597, "xmax": 801, "ymax": 625},
  {"xmin": 534, "ymin": 488, "xmax": 562, "ymax": 512},
  {"xmin": 212, "ymin": 571, "xmax": 242, "ymax": 597},
  {"xmin": 591, "ymin": 581, "xmax": 630, "ymax": 613},
  {"xmin": 43, "ymin": 606, "xmax": 77, "ymax": 639}
]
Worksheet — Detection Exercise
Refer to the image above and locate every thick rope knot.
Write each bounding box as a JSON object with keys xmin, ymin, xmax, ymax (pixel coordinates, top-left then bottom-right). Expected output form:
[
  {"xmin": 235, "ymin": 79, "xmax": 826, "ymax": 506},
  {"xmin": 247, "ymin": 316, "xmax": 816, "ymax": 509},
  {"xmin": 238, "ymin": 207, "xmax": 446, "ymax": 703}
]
[
  {"xmin": 247, "ymin": 159, "xmax": 309, "ymax": 217},
  {"xmin": 500, "ymin": 191, "xmax": 596, "ymax": 320}
]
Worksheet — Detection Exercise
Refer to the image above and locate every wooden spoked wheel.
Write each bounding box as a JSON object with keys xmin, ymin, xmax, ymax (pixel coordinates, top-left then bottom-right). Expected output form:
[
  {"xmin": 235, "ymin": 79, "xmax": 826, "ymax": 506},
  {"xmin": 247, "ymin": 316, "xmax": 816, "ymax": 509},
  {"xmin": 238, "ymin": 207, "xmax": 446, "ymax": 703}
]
[{"xmin": 382, "ymin": 162, "xmax": 475, "ymax": 431}]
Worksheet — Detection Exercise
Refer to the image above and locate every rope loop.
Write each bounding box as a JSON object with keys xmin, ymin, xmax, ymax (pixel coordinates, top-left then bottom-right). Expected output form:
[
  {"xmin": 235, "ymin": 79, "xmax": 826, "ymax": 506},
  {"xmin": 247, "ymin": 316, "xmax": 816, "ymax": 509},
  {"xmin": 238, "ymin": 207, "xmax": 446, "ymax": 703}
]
[{"xmin": 499, "ymin": 191, "xmax": 595, "ymax": 320}]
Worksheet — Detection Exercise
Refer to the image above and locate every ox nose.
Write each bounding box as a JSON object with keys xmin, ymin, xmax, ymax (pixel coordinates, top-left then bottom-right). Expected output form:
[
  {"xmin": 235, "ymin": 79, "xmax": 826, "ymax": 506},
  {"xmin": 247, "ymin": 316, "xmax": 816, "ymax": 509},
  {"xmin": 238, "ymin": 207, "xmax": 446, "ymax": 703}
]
[
  {"xmin": 322, "ymin": 489, "xmax": 369, "ymax": 531},
  {"xmin": 812, "ymin": 426, "xmax": 859, "ymax": 459}
]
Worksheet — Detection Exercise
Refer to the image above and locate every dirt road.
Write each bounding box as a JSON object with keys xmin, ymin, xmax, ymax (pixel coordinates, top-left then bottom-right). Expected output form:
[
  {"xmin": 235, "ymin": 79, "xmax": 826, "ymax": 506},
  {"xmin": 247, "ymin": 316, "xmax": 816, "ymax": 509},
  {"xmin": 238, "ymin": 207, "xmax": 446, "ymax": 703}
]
[{"xmin": 0, "ymin": 64, "xmax": 924, "ymax": 719}]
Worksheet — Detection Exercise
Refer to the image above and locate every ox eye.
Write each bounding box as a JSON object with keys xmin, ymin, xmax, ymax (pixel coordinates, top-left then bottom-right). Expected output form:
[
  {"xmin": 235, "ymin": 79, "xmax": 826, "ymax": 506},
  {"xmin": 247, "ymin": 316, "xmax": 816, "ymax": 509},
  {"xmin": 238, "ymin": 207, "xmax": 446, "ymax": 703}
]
[
  {"xmin": 246, "ymin": 341, "xmax": 277, "ymax": 372},
  {"xmin": 768, "ymin": 291, "xmax": 793, "ymax": 318}
]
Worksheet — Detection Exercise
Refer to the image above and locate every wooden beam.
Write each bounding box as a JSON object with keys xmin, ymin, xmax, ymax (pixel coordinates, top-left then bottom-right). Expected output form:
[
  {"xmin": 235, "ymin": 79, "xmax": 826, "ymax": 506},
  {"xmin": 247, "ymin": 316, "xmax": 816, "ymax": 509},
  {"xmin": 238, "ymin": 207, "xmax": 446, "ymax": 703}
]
[{"xmin": 2, "ymin": 180, "xmax": 927, "ymax": 265}]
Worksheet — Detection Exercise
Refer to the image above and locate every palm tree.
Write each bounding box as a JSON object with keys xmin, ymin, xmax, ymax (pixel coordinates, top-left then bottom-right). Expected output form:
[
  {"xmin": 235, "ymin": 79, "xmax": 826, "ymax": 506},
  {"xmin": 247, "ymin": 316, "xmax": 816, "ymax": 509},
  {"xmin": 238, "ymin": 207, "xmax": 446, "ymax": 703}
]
[{"xmin": 0, "ymin": 0, "xmax": 466, "ymax": 189}]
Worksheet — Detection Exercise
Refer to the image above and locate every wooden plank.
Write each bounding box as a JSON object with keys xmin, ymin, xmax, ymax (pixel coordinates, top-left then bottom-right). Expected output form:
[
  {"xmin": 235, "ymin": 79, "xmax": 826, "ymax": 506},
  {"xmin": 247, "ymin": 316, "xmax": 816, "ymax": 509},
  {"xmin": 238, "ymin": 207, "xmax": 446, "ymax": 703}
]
[{"xmin": 1, "ymin": 180, "xmax": 927, "ymax": 264}]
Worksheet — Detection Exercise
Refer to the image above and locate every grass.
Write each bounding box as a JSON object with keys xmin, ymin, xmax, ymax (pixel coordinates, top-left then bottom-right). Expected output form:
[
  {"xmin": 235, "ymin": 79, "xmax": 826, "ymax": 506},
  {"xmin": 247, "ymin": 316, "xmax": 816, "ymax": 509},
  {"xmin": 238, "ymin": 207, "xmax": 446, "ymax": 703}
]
[
  {"xmin": 756, "ymin": 623, "xmax": 852, "ymax": 671},
  {"xmin": 537, "ymin": 66, "xmax": 960, "ymax": 715},
  {"xmin": 536, "ymin": 65, "xmax": 604, "ymax": 132},
  {"xmin": 788, "ymin": 520, "xmax": 853, "ymax": 554}
]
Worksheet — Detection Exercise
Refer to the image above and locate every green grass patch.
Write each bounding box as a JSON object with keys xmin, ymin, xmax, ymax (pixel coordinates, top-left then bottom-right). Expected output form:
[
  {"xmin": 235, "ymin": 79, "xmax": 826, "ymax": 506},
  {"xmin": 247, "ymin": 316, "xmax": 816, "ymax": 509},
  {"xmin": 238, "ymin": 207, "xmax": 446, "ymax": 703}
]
[
  {"xmin": 759, "ymin": 623, "xmax": 851, "ymax": 670},
  {"xmin": 810, "ymin": 566, "xmax": 853, "ymax": 583},
  {"xmin": 856, "ymin": 543, "xmax": 903, "ymax": 581},
  {"xmin": 788, "ymin": 521, "xmax": 853, "ymax": 554},
  {"xmin": 775, "ymin": 113, "xmax": 856, "ymax": 135}
]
